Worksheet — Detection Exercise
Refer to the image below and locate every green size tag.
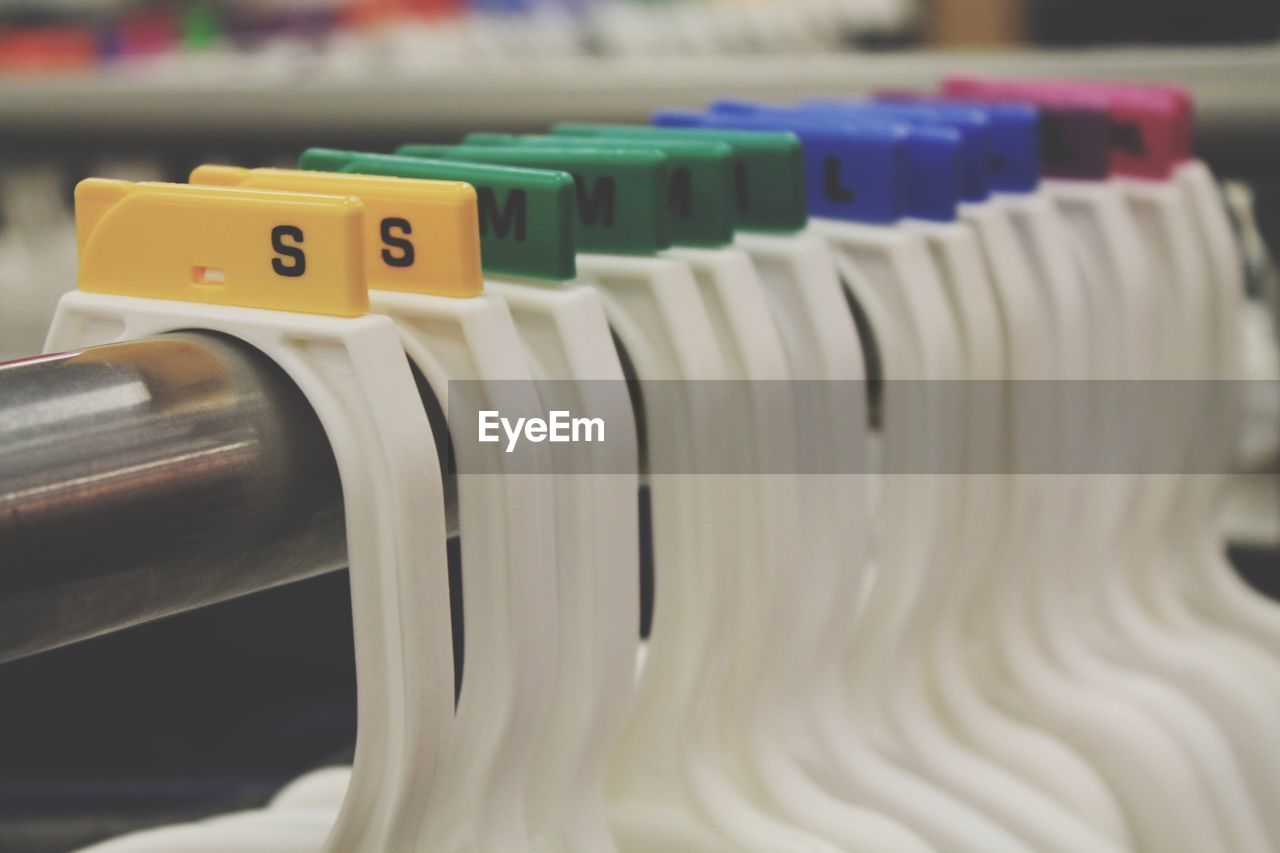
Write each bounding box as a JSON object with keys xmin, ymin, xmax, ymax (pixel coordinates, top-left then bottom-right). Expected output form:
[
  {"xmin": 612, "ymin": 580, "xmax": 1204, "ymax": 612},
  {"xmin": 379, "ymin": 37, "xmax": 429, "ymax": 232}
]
[
  {"xmin": 397, "ymin": 144, "xmax": 670, "ymax": 255},
  {"xmin": 298, "ymin": 148, "xmax": 576, "ymax": 281},
  {"xmin": 551, "ymin": 123, "xmax": 807, "ymax": 233},
  {"xmin": 459, "ymin": 133, "xmax": 736, "ymax": 248}
]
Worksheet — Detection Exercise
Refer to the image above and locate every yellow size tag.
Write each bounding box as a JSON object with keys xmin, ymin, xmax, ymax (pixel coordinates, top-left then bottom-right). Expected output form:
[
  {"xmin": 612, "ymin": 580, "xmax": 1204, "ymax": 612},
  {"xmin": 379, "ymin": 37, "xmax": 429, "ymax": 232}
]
[
  {"xmin": 190, "ymin": 166, "xmax": 483, "ymax": 299},
  {"xmin": 75, "ymin": 178, "xmax": 369, "ymax": 317}
]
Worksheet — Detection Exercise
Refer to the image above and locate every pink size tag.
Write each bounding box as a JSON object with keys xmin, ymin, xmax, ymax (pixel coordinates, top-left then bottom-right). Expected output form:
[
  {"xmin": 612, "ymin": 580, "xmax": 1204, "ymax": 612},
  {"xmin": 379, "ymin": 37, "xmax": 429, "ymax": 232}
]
[
  {"xmin": 1040, "ymin": 80, "xmax": 1193, "ymax": 167},
  {"xmin": 943, "ymin": 76, "xmax": 1190, "ymax": 181}
]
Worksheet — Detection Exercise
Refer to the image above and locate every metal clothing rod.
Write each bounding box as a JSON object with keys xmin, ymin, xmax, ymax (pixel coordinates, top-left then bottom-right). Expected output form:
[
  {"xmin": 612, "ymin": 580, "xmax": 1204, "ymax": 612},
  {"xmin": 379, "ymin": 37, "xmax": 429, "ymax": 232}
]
[{"xmin": 0, "ymin": 332, "xmax": 349, "ymax": 663}]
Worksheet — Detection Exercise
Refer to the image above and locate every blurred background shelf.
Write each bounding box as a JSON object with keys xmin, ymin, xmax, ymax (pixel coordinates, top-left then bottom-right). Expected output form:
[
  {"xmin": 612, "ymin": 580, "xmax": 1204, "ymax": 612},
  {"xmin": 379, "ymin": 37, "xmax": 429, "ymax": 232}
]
[{"xmin": 0, "ymin": 45, "xmax": 1276, "ymax": 155}]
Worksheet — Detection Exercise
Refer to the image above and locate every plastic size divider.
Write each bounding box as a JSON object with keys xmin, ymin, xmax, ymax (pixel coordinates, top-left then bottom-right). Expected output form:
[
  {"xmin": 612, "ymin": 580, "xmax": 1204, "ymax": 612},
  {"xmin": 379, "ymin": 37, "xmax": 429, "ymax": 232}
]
[
  {"xmin": 188, "ymin": 167, "xmax": 485, "ymax": 297},
  {"xmin": 392, "ymin": 143, "xmax": 673, "ymax": 255},
  {"xmin": 295, "ymin": 149, "xmax": 641, "ymax": 853},
  {"xmin": 190, "ymin": 164, "xmax": 566, "ymax": 853},
  {"xmin": 447, "ymin": 133, "xmax": 738, "ymax": 247},
  {"xmin": 549, "ymin": 123, "xmax": 808, "ymax": 233},
  {"xmin": 48, "ymin": 180, "xmax": 454, "ymax": 853},
  {"xmin": 298, "ymin": 148, "xmax": 578, "ymax": 282}
]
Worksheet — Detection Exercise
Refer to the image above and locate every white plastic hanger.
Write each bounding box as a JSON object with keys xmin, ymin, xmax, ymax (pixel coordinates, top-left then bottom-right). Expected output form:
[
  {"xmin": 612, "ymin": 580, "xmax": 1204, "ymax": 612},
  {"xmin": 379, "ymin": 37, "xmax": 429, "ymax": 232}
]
[
  {"xmin": 1040, "ymin": 85, "xmax": 1280, "ymax": 683},
  {"xmin": 389, "ymin": 136, "xmax": 901, "ymax": 845},
  {"xmin": 737, "ymin": 226, "xmax": 1026, "ymax": 853},
  {"xmin": 702, "ymin": 101, "xmax": 1130, "ymax": 853},
  {"xmin": 76, "ymin": 809, "xmax": 332, "ymax": 853},
  {"xmin": 616, "ymin": 119, "xmax": 1029, "ymax": 850},
  {"xmin": 810, "ymin": 94, "xmax": 1261, "ymax": 853},
  {"xmin": 629, "ymin": 126, "xmax": 946, "ymax": 852},
  {"xmin": 462, "ymin": 131, "xmax": 937, "ymax": 849},
  {"xmin": 174, "ymin": 156, "xmax": 643, "ymax": 853},
  {"xmin": 653, "ymin": 106, "xmax": 1038, "ymax": 853},
  {"xmin": 841, "ymin": 145, "xmax": 1123, "ymax": 853},
  {"xmin": 186, "ymin": 165, "xmax": 567, "ymax": 853},
  {"xmin": 727, "ymin": 227, "xmax": 900, "ymax": 833},
  {"xmin": 642, "ymin": 135, "xmax": 924, "ymax": 852},
  {"xmin": 292, "ymin": 150, "xmax": 643, "ymax": 850},
  {"xmin": 995, "ymin": 149, "xmax": 1265, "ymax": 853},
  {"xmin": 1020, "ymin": 82, "xmax": 1280, "ymax": 845},
  {"xmin": 945, "ymin": 79, "xmax": 1280, "ymax": 849},
  {"xmin": 581, "ymin": 250, "xmax": 840, "ymax": 853},
  {"xmin": 1169, "ymin": 147, "xmax": 1280, "ymax": 650},
  {"xmin": 53, "ymin": 179, "xmax": 454, "ymax": 853},
  {"xmin": 270, "ymin": 767, "xmax": 353, "ymax": 812},
  {"xmin": 586, "ymin": 246, "xmax": 881, "ymax": 853},
  {"xmin": 370, "ymin": 234, "xmax": 560, "ymax": 853},
  {"xmin": 801, "ymin": 101, "xmax": 1132, "ymax": 844},
  {"xmin": 818, "ymin": 197, "xmax": 1051, "ymax": 853},
  {"xmin": 666, "ymin": 237, "xmax": 937, "ymax": 852},
  {"xmin": 484, "ymin": 275, "xmax": 640, "ymax": 853},
  {"xmin": 969, "ymin": 83, "xmax": 1280, "ymax": 674},
  {"xmin": 910, "ymin": 104, "xmax": 1250, "ymax": 853},
  {"xmin": 937, "ymin": 82, "xmax": 1259, "ymax": 853},
  {"xmin": 369, "ymin": 235, "xmax": 560, "ymax": 853},
  {"xmin": 304, "ymin": 146, "xmax": 836, "ymax": 852},
  {"xmin": 866, "ymin": 99, "xmax": 1136, "ymax": 841}
]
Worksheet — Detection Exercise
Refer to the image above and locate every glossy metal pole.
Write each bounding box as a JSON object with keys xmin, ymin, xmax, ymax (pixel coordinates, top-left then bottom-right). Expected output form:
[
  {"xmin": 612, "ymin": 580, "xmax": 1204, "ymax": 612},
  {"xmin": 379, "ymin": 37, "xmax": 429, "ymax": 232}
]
[{"xmin": 0, "ymin": 332, "xmax": 347, "ymax": 663}]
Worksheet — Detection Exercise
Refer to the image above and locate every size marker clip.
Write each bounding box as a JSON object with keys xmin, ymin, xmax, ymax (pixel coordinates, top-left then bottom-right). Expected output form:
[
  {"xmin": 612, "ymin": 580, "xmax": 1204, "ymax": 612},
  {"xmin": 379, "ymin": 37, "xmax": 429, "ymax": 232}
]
[{"xmin": 190, "ymin": 165, "xmax": 484, "ymax": 298}]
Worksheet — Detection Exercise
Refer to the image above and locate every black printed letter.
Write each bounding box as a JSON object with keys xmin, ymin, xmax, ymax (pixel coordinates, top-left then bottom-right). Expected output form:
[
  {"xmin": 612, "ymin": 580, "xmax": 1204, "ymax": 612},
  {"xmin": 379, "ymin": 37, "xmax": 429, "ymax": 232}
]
[
  {"xmin": 380, "ymin": 217, "xmax": 415, "ymax": 268},
  {"xmin": 271, "ymin": 225, "xmax": 305, "ymax": 277},
  {"xmin": 573, "ymin": 174, "xmax": 616, "ymax": 228},
  {"xmin": 477, "ymin": 187, "xmax": 527, "ymax": 242},
  {"xmin": 823, "ymin": 158, "xmax": 854, "ymax": 204}
]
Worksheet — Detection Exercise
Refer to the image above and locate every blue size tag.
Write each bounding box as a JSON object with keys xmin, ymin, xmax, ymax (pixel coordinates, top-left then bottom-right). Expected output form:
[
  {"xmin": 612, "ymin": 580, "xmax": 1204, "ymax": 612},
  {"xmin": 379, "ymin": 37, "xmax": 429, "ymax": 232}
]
[
  {"xmin": 873, "ymin": 97, "xmax": 1041, "ymax": 194},
  {"xmin": 782, "ymin": 100, "xmax": 995, "ymax": 204},
  {"xmin": 672, "ymin": 103, "xmax": 964, "ymax": 224}
]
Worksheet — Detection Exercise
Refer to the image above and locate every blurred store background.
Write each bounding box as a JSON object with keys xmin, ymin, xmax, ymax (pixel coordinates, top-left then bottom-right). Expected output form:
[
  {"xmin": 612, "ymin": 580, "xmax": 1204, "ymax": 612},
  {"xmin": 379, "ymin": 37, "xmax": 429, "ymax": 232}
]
[
  {"xmin": 0, "ymin": 0, "xmax": 1277, "ymax": 360},
  {"xmin": 0, "ymin": 2, "xmax": 1278, "ymax": 851},
  {"xmin": 0, "ymin": 0, "xmax": 1276, "ymax": 68}
]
